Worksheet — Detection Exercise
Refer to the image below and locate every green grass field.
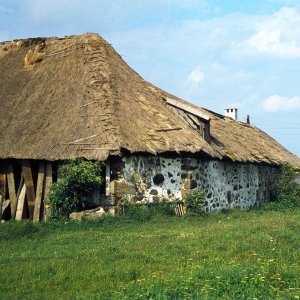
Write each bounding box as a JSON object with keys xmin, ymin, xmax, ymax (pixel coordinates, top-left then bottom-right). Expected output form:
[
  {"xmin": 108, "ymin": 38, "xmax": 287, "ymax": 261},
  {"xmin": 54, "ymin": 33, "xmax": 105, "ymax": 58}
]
[{"xmin": 0, "ymin": 208, "xmax": 300, "ymax": 299}]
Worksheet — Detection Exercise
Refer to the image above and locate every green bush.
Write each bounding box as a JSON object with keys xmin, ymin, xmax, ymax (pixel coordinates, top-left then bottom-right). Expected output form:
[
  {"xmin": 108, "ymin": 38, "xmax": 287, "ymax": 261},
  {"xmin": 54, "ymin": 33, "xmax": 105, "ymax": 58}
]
[
  {"xmin": 47, "ymin": 158, "xmax": 103, "ymax": 220},
  {"xmin": 149, "ymin": 200, "xmax": 176, "ymax": 216},
  {"xmin": 265, "ymin": 164, "xmax": 300, "ymax": 210},
  {"xmin": 123, "ymin": 203, "xmax": 152, "ymax": 222},
  {"xmin": 123, "ymin": 199, "xmax": 176, "ymax": 221},
  {"xmin": 185, "ymin": 190, "xmax": 206, "ymax": 215},
  {"xmin": 273, "ymin": 164, "xmax": 300, "ymax": 199}
]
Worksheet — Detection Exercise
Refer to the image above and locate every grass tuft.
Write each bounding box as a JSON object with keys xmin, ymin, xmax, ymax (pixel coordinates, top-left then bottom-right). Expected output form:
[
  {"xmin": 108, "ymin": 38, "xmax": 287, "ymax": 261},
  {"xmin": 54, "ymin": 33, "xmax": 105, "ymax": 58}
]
[{"xmin": 24, "ymin": 46, "xmax": 45, "ymax": 68}]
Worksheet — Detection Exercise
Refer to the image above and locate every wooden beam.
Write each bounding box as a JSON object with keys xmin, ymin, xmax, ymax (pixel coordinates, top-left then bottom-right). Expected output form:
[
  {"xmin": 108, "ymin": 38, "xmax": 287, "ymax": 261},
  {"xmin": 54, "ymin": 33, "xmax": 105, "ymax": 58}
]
[
  {"xmin": 165, "ymin": 97, "xmax": 210, "ymax": 121},
  {"xmin": 0, "ymin": 162, "xmax": 6, "ymax": 199},
  {"xmin": 67, "ymin": 133, "xmax": 102, "ymax": 144},
  {"xmin": 56, "ymin": 164, "xmax": 62, "ymax": 182},
  {"xmin": 0, "ymin": 195, "xmax": 3, "ymax": 221},
  {"xmin": 79, "ymin": 113, "xmax": 113, "ymax": 117},
  {"xmin": 105, "ymin": 159, "xmax": 110, "ymax": 197},
  {"xmin": 44, "ymin": 162, "xmax": 52, "ymax": 221},
  {"xmin": 81, "ymin": 148, "xmax": 118, "ymax": 151},
  {"xmin": 16, "ymin": 175, "xmax": 24, "ymax": 201},
  {"xmin": 62, "ymin": 142, "xmax": 113, "ymax": 145},
  {"xmin": 33, "ymin": 162, "xmax": 45, "ymax": 222},
  {"xmin": 155, "ymin": 127, "xmax": 183, "ymax": 132},
  {"xmin": 6, "ymin": 161, "xmax": 17, "ymax": 219},
  {"xmin": 22, "ymin": 160, "xmax": 36, "ymax": 220},
  {"xmin": 15, "ymin": 183, "xmax": 26, "ymax": 221}
]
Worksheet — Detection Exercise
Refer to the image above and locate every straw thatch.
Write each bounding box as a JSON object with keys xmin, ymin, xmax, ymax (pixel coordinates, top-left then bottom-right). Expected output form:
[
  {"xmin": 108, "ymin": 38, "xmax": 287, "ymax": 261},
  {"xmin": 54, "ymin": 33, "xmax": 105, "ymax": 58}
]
[{"xmin": 0, "ymin": 33, "xmax": 299, "ymax": 168}]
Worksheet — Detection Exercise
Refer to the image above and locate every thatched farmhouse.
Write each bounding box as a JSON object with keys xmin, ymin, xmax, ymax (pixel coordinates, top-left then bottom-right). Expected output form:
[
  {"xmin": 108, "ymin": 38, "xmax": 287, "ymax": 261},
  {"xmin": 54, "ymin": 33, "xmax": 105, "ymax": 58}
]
[{"xmin": 1, "ymin": 33, "xmax": 300, "ymax": 220}]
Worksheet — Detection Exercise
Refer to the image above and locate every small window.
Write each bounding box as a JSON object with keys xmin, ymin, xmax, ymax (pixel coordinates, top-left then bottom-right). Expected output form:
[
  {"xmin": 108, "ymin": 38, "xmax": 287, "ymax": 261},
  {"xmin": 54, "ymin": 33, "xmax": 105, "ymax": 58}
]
[{"xmin": 231, "ymin": 109, "xmax": 233, "ymax": 113}]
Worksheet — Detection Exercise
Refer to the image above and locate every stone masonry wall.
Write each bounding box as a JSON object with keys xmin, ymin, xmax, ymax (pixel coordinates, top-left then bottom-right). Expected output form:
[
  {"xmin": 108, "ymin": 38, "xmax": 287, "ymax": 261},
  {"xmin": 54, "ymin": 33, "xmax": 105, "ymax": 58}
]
[{"xmin": 109, "ymin": 156, "xmax": 279, "ymax": 211}]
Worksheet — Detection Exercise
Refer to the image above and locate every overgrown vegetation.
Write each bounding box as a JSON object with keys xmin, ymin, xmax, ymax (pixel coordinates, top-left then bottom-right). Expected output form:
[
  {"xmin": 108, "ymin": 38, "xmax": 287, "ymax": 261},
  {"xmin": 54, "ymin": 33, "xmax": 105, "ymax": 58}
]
[
  {"xmin": 185, "ymin": 189, "xmax": 206, "ymax": 214},
  {"xmin": 47, "ymin": 158, "xmax": 102, "ymax": 220},
  {"xmin": 123, "ymin": 200, "xmax": 175, "ymax": 221},
  {"xmin": 265, "ymin": 163, "xmax": 300, "ymax": 210},
  {"xmin": 0, "ymin": 209, "xmax": 300, "ymax": 299}
]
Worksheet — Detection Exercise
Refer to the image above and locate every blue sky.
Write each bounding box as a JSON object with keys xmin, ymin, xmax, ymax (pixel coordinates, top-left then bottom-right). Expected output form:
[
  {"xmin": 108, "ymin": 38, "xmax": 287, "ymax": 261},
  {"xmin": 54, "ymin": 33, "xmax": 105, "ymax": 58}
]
[{"xmin": 1, "ymin": 0, "xmax": 300, "ymax": 156}]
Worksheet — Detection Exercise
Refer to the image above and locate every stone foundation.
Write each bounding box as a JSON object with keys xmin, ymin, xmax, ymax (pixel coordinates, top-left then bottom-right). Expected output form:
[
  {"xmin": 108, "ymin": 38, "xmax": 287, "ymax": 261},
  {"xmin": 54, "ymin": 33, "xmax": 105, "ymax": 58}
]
[{"xmin": 110, "ymin": 156, "xmax": 279, "ymax": 211}]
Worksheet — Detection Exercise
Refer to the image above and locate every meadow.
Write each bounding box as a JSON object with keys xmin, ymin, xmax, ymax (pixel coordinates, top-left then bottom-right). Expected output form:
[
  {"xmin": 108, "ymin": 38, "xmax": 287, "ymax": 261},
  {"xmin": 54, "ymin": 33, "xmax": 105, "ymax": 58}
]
[{"xmin": 0, "ymin": 208, "xmax": 299, "ymax": 299}]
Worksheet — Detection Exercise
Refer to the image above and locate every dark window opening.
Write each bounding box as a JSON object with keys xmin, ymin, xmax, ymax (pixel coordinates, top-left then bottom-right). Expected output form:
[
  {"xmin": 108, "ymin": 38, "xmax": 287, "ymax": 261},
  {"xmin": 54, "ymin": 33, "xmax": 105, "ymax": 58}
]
[{"xmin": 227, "ymin": 191, "xmax": 232, "ymax": 204}]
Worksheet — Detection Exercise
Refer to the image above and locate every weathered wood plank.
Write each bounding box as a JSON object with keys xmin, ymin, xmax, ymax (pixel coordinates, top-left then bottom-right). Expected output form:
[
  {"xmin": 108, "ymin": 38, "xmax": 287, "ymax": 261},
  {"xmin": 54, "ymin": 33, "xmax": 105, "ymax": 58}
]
[
  {"xmin": 105, "ymin": 159, "xmax": 110, "ymax": 197},
  {"xmin": 22, "ymin": 160, "xmax": 36, "ymax": 220},
  {"xmin": 0, "ymin": 194, "xmax": 3, "ymax": 221},
  {"xmin": 155, "ymin": 127, "xmax": 183, "ymax": 132},
  {"xmin": 6, "ymin": 161, "xmax": 17, "ymax": 219},
  {"xmin": 33, "ymin": 162, "xmax": 45, "ymax": 222},
  {"xmin": 44, "ymin": 162, "xmax": 53, "ymax": 221},
  {"xmin": 165, "ymin": 97, "xmax": 210, "ymax": 121},
  {"xmin": 15, "ymin": 184, "xmax": 26, "ymax": 221},
  {"xmin": 0, "ymin": 162, "xmax": 6, "ymax": 199},
  {"xmin": 68, "ymin": 133, "xmax": 102, "ymax": 144},
  {"xmin": 16, "ymin": 175, "xmax": 24, "ymax": 200},
  {"xmin": 81, "ymin": 148, "xmax": 118, "ymax": 150}
]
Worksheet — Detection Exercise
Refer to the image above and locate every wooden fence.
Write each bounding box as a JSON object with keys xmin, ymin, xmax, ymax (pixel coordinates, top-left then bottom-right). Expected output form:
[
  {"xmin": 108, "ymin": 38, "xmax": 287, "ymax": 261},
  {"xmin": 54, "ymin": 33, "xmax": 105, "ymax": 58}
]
[{"xmin": 0, "ymin": 159, "xmax": 53, "ymax": 222}]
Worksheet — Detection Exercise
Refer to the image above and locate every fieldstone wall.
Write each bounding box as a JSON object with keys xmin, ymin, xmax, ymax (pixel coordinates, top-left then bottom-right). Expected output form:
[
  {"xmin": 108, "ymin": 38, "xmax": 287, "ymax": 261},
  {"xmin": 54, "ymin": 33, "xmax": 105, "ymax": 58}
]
[{"xmin": 109, "ymin": 156, "xmax": 279, "ymax": 211}]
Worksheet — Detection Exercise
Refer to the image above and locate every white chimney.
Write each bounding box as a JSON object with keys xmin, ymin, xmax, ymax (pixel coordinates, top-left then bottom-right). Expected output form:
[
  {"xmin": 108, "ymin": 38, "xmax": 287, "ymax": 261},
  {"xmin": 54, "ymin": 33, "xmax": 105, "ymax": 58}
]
[{"xmin": 224, "ymin": 108, "xmax": 238, "ymax": 120}]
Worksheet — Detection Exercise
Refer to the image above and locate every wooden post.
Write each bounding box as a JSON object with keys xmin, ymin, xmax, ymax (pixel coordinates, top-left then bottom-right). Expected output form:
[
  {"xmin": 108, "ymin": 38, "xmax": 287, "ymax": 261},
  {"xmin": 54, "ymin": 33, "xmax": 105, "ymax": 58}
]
[
  {"xmin": 0, "ymin": 162, "xmax": 6, "ymax": 200},
  {"xmin": 44, "ymin": 162, "xmax": 52, "ymax": 221},
  {"xmin": 57, "ymin": 163, "xmax": 62, "ymax": 182},
  {"xmin": 22, "ymin": 160, "xmax": 36, "ymax": 220},
  {"xmin": 0, "ymin": 194, "xmax": 3, "ymax": 221},
  {"xmin": 105, "ymin": 158, "xmax": 110, "ymax": 197},
  {"xmin": 15, "ymin": 184, "xmax": 26, "ymax": 221},
  {"xmin": 16, "ymin": 175, "xmax": 24, "ymax": 201},
  {"xmin": 6, "ymin": 161, "xmax": 17, "ymax": 219},
  {"xmin": 33, "ymin": 162, "xmax": 45, "ymax": 222}
]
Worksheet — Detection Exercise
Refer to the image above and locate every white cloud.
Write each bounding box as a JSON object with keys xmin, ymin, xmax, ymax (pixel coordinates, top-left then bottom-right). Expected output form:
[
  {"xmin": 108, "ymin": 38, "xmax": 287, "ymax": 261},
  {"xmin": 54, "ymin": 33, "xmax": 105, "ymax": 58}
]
[
  {"xmin": 262, "ymin": 95, "xmax": 300, "ymax": 111},
  {"xmin": 187, "ymin": 67, "xmax": 205, "ymax": 86},
  {"xmin": 245, "ymin": 7, "xmax": 300, "ymax": 57}
]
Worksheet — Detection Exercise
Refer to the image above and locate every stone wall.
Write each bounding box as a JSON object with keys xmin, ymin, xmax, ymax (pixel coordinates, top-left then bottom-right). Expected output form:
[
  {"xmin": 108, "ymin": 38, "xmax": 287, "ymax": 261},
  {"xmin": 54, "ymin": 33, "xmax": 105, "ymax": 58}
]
[{"xmin": 109, "ymin": 156, "xmax": 279, "ymax": 211}]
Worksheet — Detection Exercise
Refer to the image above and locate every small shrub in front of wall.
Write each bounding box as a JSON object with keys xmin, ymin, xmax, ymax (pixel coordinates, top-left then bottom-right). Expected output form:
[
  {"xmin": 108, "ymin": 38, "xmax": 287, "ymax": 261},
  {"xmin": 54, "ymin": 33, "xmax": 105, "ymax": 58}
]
[
  {"xmin": 47, "ymin": 158, "xmax": 103, "ymax": 220},
  {"xmin": 123, "ymin": 202, "xmax": 152, "ymax": 221},
  {"xmin": 265, "ymin": 163, "xmax": 300, "ymax": 210},
  {"xmin": 148, "ymin": 199, "xmax": 176, "ymax": 216},
  {"xmin": 185, "ymin": 190, "xmax": 206, "ymax": 215},
  {"xmin": 123, "ymin": 199, "xmax": 176, "ymax": 221}
]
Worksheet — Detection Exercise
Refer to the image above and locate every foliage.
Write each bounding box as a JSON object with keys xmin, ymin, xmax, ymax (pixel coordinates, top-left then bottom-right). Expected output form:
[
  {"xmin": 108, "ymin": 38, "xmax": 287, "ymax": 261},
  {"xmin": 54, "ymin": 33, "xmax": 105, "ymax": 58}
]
[
  {"xmin": 273, "ymin": 164, "xmax": 300, "ymax": 199},
  {"xmin": 47, "ymin": 158, "xmax": 103, "ymax": 220},
  {"xmin": 265, "ymin": 164, "xmax": 300, "ymax": 210},
  {"xmin": 123, "ymin": 199, "xmax": 175, "ymax": 221},
  {"xmin": 185, "ymin": 189, "xmax": 206, "ymax": 214},
  {"xmin": 1, "ymin": 209, "xmax": 300, "ymax": 299},
  {"xmin": 151, "ymin": 199, "xmax": 176, "ymax": 216}
]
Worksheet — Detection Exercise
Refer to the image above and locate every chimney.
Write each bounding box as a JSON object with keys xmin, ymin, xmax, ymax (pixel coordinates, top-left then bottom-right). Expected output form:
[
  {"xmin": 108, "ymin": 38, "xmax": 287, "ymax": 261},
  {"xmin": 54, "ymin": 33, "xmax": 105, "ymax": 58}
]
[
  {"xmin": 224, "ymin": 108, "xmax": 238, "ymax": 120},
  {"xmin": 246, "ymin": 115, "xmax": 250, "ymax": 124}
]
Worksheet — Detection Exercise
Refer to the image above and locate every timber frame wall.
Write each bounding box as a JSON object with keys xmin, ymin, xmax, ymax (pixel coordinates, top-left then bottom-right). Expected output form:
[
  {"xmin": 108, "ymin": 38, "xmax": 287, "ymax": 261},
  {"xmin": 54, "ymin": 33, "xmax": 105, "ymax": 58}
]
[{"xmin": 0, "ymin": 159, "xmax": 53, "ymax": 222}]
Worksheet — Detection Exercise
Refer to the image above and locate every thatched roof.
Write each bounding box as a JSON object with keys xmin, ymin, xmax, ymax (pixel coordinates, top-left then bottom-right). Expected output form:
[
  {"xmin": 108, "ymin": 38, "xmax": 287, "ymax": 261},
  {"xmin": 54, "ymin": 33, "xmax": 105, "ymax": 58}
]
[{"xmin": 1, "ymin": 33, "xmax": 299, "ymax": 168}]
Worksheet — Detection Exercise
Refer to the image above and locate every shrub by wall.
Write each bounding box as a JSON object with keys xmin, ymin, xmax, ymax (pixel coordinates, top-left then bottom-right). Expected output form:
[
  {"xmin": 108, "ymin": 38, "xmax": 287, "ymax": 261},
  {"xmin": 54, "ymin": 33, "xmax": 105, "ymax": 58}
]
[{"xmin": 47, "ymin": 159, "xmax": 103, "ymax": 220}]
